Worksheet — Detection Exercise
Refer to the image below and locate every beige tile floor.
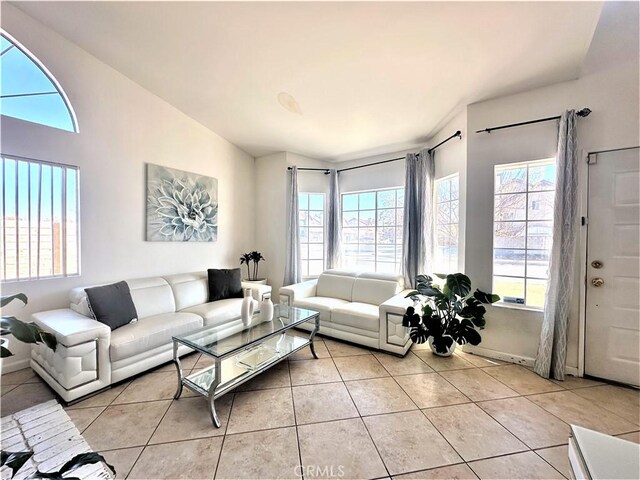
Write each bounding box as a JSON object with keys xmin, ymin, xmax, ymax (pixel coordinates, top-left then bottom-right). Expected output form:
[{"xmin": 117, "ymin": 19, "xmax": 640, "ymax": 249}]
[{"xmin": 2, "ymin": 335, "xmax": 639, "ymax": 480}]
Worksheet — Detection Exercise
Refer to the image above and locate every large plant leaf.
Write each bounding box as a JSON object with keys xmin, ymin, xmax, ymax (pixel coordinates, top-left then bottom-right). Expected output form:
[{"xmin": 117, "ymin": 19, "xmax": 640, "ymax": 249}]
[
  {"xmin": 1, "ymin": 346, "xmax": 13, "ymax": 358},
  {"xmin": 449, "ymin": 319, "xmax": 482, "ymax": 346},
  {"xmin": 0, "ymin": 317, "xmax": 39, "ymax": 344},
  {"xmin": 415, "ymin": 274, "xmax": 433, "ymax": 285},
  {"xmin": 460, "ymin": 297, "xmax": 486, "ymax": 316},
  {"xmin": 433, "ymin": 273, "xmax": 448, "ymax": 280},
  {"xmin": 408, "ymin": 324, "xmax": 430, "ymax": 344},
  {"xmin": 416, "ymin": 284, "xmax": 440, "ymax": 297},
  {"xmin": 0, "ymin": 318, "xmax": 57, "ymax": 352},
  {"xmin": 402, "ymin": 307, "xmax": 421, "ymax": 328},
  {"xmin": 445, "ymin": 274, "xmax": 472, "ymax": 298},
  {"xmin": 1, "ymin": 451, "xmax": 33, "ymax": 478},
  {"xmin": 32, "ymin": 452, "xmax": 116, "ymax": 480},
  {"xmin": 473, "ymin": 289, "xmax": 501, "ymax": 304},
  {"xmin": 0, "ymin": 294, "xmax": 27, "ymax": 308},
  {"xmin": 433, "ymin": 293, "xmax": 450, "ymax": 311}
]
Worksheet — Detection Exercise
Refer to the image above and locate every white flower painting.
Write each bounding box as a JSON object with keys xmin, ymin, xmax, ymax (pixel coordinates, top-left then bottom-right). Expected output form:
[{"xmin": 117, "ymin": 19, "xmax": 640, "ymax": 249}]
[{"xmin": 146, "ymin": 164, "xmax": 218, "ymax": 242}]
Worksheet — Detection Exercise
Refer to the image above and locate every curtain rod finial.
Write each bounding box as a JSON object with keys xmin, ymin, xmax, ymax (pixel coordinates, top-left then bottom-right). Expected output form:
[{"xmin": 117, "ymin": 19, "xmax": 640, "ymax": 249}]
[{"xmin": 578, "ymin": 107, "xmax": 592, "ymax": 117}]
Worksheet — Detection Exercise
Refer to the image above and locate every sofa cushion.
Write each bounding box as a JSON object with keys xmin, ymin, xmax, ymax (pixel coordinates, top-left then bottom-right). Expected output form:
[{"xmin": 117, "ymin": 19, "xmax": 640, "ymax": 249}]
[
  {"xmin": 352, "ymin": 273, "xmax": 402, "ymax": 306},
  {"xmin": 207, "ymin": 268, "xmax": 244, "ymax": 302},
  {"xmin": 127, "ymin": 277, "xmax": 176, "ymax": 319},
  {"xmin": 181, "ymin": 298, "xmax": 244, "ymax": 327},
  {"xmin": 164, "ymin": 272, "xmax": 209, "ymax": 311},
  {"xmin": 110, "ymin": 312, "xmax": 203, "ymax": 362},
  {"xmin": 294, "ymin": 296, "xmax": 350, "ymax": 321},
  {"xmin": 330, "ymin": 302, "xmax": 380, "ymax": 333},
  {"xmin": 85, "ymin": 281, "xmax": 138, "ymax": 330},
  {"xmin": 315, "ymin": 271, "xmax": 357, "ymax": 302}
]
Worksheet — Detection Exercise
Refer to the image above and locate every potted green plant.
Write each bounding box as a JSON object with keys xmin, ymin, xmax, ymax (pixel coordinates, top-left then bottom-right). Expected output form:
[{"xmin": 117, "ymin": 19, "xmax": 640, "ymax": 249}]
[
  {"xmin": 240, "ymin": 251, "xmax": 267, "ymax": 284},
  {"xmin": 402, "ymin": 273, "xmax": 500, "ymax": 356}
]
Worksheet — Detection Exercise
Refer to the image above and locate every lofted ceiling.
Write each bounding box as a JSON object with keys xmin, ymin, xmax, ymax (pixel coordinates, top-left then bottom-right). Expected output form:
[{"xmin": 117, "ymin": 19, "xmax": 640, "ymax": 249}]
[{"xmin": 10, "ymin": 1, "xmax": 603, "ymax": 161}]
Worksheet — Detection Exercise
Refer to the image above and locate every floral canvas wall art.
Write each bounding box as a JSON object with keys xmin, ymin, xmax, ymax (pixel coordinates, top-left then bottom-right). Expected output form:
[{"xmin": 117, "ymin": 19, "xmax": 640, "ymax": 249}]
[{"xmin": 146, "ymin": 163, "xmax": 218, "ymax": 242}]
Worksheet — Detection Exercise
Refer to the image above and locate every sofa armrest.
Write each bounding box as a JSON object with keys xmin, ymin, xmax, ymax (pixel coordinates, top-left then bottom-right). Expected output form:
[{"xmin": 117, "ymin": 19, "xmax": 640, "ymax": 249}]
[
  {"xmin": 31, "ymin": 309, "xmax": 111, "ymax": 347},
  {"xmin": 379, "ymin": 289, "xmax": 413, "ymax": 355},
  {"xmin": 30, "ymin": 309, "xmax": 112, "ymax": 400},
  {"xmin": 241, "ymin": 282, "xmax": 272, "ymax": 301},
  {"xmin": 380, "ymin": 289, "xmax": 414, "ymax": 316},
  {"xmin": 279, "ymin": 279, "xmax": 318, "ymax": 304}
]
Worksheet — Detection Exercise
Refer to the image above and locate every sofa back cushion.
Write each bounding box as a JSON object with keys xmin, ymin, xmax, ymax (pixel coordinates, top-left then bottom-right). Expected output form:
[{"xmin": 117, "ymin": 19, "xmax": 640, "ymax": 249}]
[
  {"xmin": 126, "ymin": 277, "xmax": 176, "ymax": 319},
  {"xmin": 70, "ymin": 276, "xmax": 176, "ymax": 320},
  {"xmin": 352, "ymin": 272, "xmax": 403, "ymax": 306},
  {"xmin": 316, "ymin": 270, "xmax": 358, "ymax": 301},
  {"xmin": 164, "ymin": 272, "xmax": 209, "ymax": 311}
]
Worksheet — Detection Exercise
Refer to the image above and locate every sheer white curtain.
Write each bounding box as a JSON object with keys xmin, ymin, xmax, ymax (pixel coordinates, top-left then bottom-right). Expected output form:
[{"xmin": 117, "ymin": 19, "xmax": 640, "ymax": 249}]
[
  {"xmin": 534, "ymin": 110, "xmax": 579, "ymax": 380},
  {"xmin": 326, "ymin": 169, "xmax": 341, "ymax": 269},
  {"xmin": 402, "ymin": 149, "xmax": 435, "ymax": 288},
  {"xmin": 283, "ymin": 166, "xmax": 301, "ymax": 286}
]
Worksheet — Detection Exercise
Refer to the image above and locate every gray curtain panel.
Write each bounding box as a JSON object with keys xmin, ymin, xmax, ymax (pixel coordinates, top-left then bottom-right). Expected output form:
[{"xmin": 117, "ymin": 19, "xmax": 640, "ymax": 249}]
[
  {"xmin": 402, "ymin": 149, "xmax": 435, "ymax": 288},
  {"xmin": 326, "ymin": 169, "xmax": 341, "ymax": 269},
  {"xmin": 534, "ymin": 110, "xmax": 579, "ymax": 380},
  {"xmin": 283, "ymin": 166, "xmax": 301, "ymax": 286}
]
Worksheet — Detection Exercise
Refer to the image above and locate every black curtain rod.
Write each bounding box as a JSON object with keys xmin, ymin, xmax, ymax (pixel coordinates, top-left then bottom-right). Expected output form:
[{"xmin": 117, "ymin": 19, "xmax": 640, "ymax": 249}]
[
  {"xmin": 587, "ymin": 145, "xmax": 639, "ymax": 156},
  {"xmin": 288, "ymin": 130, "xmax": 462, "ymax": 174},
  {"xmin": 476, "ymin": 107, "xmax": 591, "ymax": 134}
]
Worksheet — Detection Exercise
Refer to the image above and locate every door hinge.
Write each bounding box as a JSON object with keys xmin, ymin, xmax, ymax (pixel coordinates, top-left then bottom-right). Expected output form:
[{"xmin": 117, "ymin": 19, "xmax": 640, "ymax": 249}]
[{"xmin": 581, "ymin": 216, "xmax": 588, "ymax": 226}]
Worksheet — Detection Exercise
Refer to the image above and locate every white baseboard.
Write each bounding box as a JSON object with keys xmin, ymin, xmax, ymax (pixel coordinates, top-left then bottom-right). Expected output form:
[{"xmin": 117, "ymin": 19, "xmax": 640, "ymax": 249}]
[
  {"xmin": 0, "ymin": 357, "xmax": 30, "ymax": 375},
  {"xmin": 463, "ymin": 345, "xmax": 582, "ymax": 377},
  {"xmin": 463, "ymin": 345, "xmax": 535, "ymax": 367}
]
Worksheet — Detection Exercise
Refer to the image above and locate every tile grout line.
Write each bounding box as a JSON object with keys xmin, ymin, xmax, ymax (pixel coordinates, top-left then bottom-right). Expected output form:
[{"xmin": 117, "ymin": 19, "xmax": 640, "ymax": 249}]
[
  {"xmin": 286, "ymin": 359, "xmax": 305, "ymax": 480},
  {"xmin": 211, "ymin": 391, "xmax": 236, "ymax": 480},
  {"xmin": 329, "ymin": 350, "xmax": 392, "ymax": 479}
]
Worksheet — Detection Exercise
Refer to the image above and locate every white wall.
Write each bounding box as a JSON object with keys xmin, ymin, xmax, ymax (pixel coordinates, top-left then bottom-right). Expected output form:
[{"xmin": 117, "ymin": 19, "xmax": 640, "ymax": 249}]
[
  {"xmin": 464, "ymin": 53, "xmax": 639, "ymax": 367},
  {"xmin": 0, "ymin": 5, "xmax": 256, "ymax": 372}
]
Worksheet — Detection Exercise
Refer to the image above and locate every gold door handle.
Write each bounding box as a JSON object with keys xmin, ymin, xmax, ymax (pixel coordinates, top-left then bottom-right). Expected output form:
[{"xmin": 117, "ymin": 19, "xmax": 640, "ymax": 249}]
[{"xmin": 591, "ymin": 277, "xmax": 605, "ymax": 287}]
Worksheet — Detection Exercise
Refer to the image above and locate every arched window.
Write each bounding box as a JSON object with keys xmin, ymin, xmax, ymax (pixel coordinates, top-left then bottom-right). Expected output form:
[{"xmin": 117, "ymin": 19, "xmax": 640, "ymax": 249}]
[{"xmin": 0, "ymin": 31, "xmax": 78, "ymax": 132}]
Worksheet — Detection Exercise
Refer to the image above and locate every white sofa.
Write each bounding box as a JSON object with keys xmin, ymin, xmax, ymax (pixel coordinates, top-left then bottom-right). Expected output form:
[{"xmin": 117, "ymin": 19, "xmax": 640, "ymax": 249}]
[
  {"xmin": 279, "ymin": 270, "xmax": 413, "ymax": 355},
  {"xmin": 30, "ymin": 271, "xmax": 271, "ymax": 403}
]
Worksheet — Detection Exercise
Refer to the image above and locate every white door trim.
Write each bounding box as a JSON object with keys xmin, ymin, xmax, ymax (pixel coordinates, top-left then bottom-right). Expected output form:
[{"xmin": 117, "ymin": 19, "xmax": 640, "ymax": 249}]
[{"xmin": 577, "ymin": 150, "xmax": 589, "ymax": 378}]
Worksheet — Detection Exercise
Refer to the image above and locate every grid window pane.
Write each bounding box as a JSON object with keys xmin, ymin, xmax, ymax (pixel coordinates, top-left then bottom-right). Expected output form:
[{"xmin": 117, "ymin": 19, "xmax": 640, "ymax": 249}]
[
  {"xmin": 298, "ymin": 192, "xmax": 325, "ymax": 278},
  {"xmin": 434, "ymin": 174, "xmax": 459, "ymax": 274},
  {"xmin": 1, "ymin": 156, "xmax": 80, "ymax": 282},
  {"xmin": 493, "ymin": 159, "xmax": 556, "ymax": 308},
  {"xmin": 341, "ymin": 187, "xmax": 403, "ymax": 273}
]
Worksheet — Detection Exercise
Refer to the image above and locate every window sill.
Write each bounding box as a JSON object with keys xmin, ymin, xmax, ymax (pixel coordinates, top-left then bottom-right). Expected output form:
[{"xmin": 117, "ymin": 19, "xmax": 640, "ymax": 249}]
[{"xmin": 492, "ymin": 302, "xmax": 544, "ymax": 313}]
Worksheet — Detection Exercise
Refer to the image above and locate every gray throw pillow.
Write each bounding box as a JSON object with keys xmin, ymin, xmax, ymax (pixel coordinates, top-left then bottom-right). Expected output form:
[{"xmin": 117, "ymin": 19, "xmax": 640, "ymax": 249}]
[{"xmin": 85, "ymin": 281, "xmax": 138, "ymax": 330}]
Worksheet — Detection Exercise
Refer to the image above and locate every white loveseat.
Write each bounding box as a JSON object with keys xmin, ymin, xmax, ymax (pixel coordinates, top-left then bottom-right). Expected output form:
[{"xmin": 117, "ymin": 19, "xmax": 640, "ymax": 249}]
[
  {"xmin": 279, "ymin": 270, "xmax": 413, "ymax": 355},
  {"xmin": 30, "ymin": 271, "xmax": 271, "ymax": 403}
]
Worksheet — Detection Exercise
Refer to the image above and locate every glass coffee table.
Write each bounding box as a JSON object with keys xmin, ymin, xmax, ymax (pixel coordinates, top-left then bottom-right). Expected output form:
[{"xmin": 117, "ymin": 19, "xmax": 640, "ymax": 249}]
[{"xmin": 172, "ymin": 305, "xmax": 320, "ymax": 427}]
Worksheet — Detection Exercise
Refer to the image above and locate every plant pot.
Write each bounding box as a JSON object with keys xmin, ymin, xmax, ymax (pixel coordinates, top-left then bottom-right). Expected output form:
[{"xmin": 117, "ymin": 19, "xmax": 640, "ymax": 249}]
[
  {"xmin": 428, "ymin": 336, "xmax": 457, "ymax": 357},
  {"xmin": 244, "ymin": 278, "xmax": 268, "ymax": 285}
]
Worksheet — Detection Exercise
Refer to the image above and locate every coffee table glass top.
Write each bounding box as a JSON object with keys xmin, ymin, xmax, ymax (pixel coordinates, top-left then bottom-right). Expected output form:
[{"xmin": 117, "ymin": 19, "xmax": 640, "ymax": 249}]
[{"xmin": 173, "ymin": 305, "xmax": 318, "ymax": 358}]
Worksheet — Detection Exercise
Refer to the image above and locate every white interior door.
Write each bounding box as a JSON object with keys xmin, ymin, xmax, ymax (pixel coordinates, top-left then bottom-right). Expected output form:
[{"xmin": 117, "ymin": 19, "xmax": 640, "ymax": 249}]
[{"xmin": 585, "ymin": 147, "xmax": 640, "ymax": 386}]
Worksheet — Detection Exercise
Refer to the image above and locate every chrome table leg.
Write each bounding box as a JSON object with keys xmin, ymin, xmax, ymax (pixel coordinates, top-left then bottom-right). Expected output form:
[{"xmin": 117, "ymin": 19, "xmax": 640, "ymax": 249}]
[
  {"xmin": 173, "ymin": 340, "xmax": 183, "ymax": 399},
  {"xmin": 309, "ymin": 314, "xmax": 320, "ymax": 359},
  {"xmin": 208, "ymin": 357, "xmax": 222, "ymax": 427}
]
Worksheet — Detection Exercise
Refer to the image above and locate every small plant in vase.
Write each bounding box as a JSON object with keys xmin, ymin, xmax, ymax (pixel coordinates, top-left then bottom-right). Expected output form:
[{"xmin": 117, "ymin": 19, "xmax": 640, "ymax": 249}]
[
  {"xmin": 240, "ymin": 251, "xmax": 266, "ymax": 284},
  {"xmin": 403, "ymin": 273, "xmax": 500, "ymax": 356}
]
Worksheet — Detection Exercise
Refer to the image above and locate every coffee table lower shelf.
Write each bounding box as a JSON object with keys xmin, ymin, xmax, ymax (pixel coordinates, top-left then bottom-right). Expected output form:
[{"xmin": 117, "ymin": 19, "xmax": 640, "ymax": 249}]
[{"xmin": 173, "ymin": 333, "xmax": 311, "ymax": 427}]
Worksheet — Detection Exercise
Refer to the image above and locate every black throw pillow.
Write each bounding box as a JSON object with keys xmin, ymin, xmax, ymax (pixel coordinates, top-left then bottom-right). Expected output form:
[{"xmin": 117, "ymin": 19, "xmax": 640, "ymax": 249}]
[
  {"xmin": 208, "ymin": 268, "xmax": 244, "ymax": 302},
  {"xmin": 85, "ymin": 281, "xmax": 138, "ymax": 330}
]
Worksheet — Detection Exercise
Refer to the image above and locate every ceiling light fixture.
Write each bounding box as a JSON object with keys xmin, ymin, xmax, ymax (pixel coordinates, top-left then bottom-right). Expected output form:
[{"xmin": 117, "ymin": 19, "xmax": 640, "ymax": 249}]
[{"xmin": 277, "ymin": 92, "xmax": 302, "ymax": 115}]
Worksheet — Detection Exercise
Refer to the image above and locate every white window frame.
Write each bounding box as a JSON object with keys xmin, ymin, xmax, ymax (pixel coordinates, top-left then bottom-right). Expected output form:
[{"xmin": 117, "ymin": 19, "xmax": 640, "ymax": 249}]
[
  {"xmin": 492, "ymin": 158, "xmax": 556, "ymax": 309},
  {"xmin": 298, "ymin": 192, "xmax": 325, "ymax": 278},
  {"xmin": 1, "ymin": 154, "xmax": 81, "ymax": 282},
  {"xmin": 340, "ymin": 187, "xmax": 404, "ymax": 274},
  {"xmin": 434, "ymin": 173, "xmax": 460, "ymax": 274}
]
